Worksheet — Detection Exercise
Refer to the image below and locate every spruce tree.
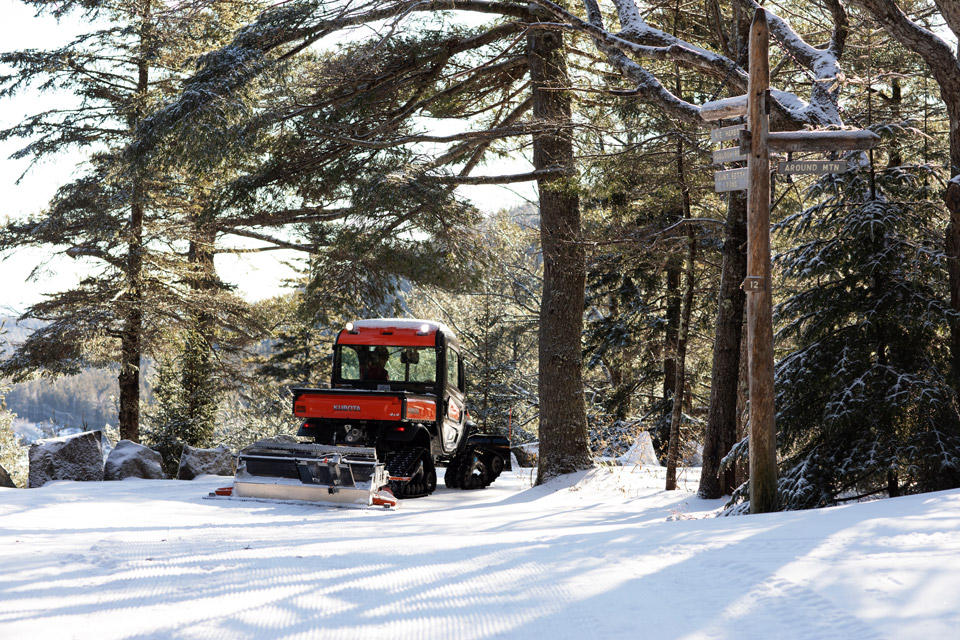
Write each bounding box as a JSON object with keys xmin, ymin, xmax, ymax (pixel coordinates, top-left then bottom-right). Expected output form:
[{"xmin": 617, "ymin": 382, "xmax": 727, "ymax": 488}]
[{"xmin": 774, "ymin": 126, "xmax": 960, "ymax": 509}]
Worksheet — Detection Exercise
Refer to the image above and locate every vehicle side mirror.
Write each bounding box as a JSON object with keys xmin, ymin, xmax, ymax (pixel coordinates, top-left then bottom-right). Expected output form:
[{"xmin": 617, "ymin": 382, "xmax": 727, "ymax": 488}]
[{"xmin": 400, "ymin": 348, "xmax": 419, "ymax": 364}]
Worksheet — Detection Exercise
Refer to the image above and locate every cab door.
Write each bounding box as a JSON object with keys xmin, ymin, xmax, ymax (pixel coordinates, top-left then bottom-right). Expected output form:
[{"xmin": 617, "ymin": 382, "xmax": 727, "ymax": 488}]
[{"xmin": 441, "ymin": 347, "xmax": 466, "ymax": 454}]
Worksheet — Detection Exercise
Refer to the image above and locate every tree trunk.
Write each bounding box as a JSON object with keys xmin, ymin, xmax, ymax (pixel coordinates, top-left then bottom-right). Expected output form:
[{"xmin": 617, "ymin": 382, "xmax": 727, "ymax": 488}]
[
  {"xmin": 733, "ymin": 318, "xmax": 750, "ymax": 491},
  {"xmin": 529, "ymin": 9, "xmax": 591, "ymax": 484},
  {"xmin": 666, "ymin": 110, "xmax": 695, "ymax": 491},
  {"xmin": 698, "ymin": 191, "xmax": 747, "ymax": 498},
  {"xmin": 945, "ymin": 101, "xmax": 960, "ymax": 377},
  {"xmin": 118, "ymin": 196, "xmax": 143, "ymax": 442},
  {"xmin": 181, "ymin": 220, "xmax": 219, "ymax": 445},
  {"xmin": 118, "ymin": 5, "xmax": 152, "ymax": 443},
  {"xmin": 664, "ymin": 253, "xmax": 682, "ymax": 400},
  {"xmin": 665, "ymin": 233, "xmax": 696, "ymax": 490}
]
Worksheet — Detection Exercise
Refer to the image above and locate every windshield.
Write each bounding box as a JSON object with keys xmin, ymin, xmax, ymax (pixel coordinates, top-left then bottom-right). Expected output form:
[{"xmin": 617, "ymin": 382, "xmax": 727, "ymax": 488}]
[{"xmin": 337, "ymin": 345, "xmax": 438, "ymax": 384}]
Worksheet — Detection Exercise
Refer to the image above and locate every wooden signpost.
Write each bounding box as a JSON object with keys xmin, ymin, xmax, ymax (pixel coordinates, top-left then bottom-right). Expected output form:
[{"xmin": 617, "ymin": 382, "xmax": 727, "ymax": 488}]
[{"xmin": 701, "ymin": 9, "xmax": 879, "ymax": 514}]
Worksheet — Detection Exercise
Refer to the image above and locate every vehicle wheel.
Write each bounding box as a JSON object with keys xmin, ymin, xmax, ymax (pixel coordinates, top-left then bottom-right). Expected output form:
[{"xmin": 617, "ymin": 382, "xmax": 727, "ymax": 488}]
[
  {"xmin": 445, "ymin": 446, "xmax": 494, "ymax": 490},
  {"xmin": 424, "ymin": 463, "xmax": 438, "ymax": 494},
  {"xmin": 458, "ymin": 448, "xmax": 489, "ymax": 490},
  {"xmin": 487, "ymin": 453, "xmax": 504, "ymax": 482}
]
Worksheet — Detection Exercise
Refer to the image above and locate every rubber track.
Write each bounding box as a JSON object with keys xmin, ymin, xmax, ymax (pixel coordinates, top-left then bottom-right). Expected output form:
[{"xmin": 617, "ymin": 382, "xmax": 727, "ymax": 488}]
[
  {"xmin": 444, "ymin": 445, "xmax": 494, "ymax": 490},
  {"xmin": 386, "ymin": 447, "xmax": 435, "ymax": 499}
]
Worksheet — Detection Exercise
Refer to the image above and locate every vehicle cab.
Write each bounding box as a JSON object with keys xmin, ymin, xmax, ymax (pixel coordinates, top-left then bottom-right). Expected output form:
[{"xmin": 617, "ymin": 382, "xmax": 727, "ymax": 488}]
[{"xmin": 329, "ymin": 318, "xmax": 468, "ymax": 454}]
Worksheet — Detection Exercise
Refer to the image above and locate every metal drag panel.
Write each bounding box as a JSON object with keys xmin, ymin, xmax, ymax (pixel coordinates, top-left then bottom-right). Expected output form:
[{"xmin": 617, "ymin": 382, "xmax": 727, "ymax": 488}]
[{"xmin": 233, "ymin": 443, "xmax": 389, "ymax": 507}]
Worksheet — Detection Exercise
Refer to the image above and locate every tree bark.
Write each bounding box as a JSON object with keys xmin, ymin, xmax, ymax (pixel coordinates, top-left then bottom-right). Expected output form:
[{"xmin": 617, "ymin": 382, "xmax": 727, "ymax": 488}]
[
  {"xmin": 118, "ymin": 195, "xmax": 144, "ymax": 443},
  {"xmin": 665, "ymin": 232, "xmax": 696, "ymax": 490},
  {"xmin": 530, "ymin": 8, "xmax": 592, "ymax": 484},
  {"xmin": 663, "ymin": 254, "xmax": 682, "ymax": 398},
  {"xmin": 118, "ymin": 2, "xmax": 152, "ymax": 443},
  {"xmin": 698, "ymin": 191, "xmax": 747, "ymax": 498},
  {"xmin": 666, "ymin": 90, "xmax": 695, "ymax": 490}
]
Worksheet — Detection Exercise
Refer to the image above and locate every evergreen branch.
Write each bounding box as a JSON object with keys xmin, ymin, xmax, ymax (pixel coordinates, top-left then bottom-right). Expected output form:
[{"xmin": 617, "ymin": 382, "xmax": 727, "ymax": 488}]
[
  {"xmin": 430, "ymin": 167, "xmax": 572, "ymax": 185},
  {"xmin": 219, "ymin": 228, "xmax": 314, "ymax": 252}
]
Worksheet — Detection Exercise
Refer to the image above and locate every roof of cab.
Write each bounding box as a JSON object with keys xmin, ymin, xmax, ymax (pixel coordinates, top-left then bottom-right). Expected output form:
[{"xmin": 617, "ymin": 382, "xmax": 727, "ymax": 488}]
[{"xmin": 336, "ymin": 318, "xmax": 459, "ymax": 348}]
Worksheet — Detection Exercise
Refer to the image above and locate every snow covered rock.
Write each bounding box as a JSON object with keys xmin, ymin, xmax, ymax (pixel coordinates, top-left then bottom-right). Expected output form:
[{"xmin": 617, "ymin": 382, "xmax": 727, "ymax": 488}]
[
  {"xmin": 104, "ymin": 440, "xmax": 164, "ymax": 480},
  {"xmin": 618, "ymin": 431, "xmax": 660, "ymax": 467},
  {"xmin": 28, "ymin": 430, "xmax": 104, "ymax": 488},
  {"xmin": 511, "ymin": 442, "xmax": 538, "ymax": 468},
  {"xmin": 177, "ymin": 444, "xmax": 235, "ymax": 480},
  {"xmin": 0, "ymin": 463, "xmax": 15, "ymax": 488}
]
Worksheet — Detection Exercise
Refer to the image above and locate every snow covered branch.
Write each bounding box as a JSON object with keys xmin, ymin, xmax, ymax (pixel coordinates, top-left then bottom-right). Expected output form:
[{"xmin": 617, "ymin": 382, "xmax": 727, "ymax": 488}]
[{"xmin": 529, "ymin": 0, "xmax": 852, "ymax": 127}]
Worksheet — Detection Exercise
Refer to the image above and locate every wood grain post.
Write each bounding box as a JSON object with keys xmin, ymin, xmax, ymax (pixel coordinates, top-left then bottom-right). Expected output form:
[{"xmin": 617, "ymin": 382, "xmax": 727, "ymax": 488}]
[{"xmin": 746, "ymin": 8, "xmax": 778, "ymax": 514}]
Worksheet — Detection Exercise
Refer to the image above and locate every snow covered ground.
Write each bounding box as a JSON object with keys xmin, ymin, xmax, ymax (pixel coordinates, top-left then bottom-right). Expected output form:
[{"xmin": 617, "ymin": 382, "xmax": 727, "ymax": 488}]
[{"xmin": 1, "ymin": 466, "xmax": 959, "ymax": 640}]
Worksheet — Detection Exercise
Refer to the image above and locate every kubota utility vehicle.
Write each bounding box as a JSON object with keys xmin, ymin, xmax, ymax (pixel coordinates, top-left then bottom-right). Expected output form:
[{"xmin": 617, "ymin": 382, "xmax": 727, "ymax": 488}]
[{"xmin": 228, "ymin": 319, "xmax": 511, "ymax": 508}]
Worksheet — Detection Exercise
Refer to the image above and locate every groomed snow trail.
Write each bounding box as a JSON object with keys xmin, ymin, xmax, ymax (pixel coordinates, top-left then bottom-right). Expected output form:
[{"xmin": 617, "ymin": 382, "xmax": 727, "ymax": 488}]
[{"xmin": 1, "ymin": 467, "xmax": 959, "ymax": 639}]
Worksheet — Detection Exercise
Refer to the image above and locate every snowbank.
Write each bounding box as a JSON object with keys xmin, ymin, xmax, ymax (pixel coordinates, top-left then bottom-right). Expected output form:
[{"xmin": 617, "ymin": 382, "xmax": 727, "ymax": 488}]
[
  {"xmin": 618, "ymin": 430, "xmax": 660, "ymax": 466},
  {"xmin": 1, "ymin": 468, "xmax": 959, "ymax": 639}
]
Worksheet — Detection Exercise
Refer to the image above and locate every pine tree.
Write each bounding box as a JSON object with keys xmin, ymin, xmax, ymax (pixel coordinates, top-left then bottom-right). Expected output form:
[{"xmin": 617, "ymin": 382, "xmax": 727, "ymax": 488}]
[
  {"xmin": 0, "ymin": 383, "xmax": 27, "ymax": 488},
  {"xmin": 0, "ymin": 0, "xmax": 263, "ymax": 442},
  {"xmin": 409, "ymin": 208, "xmax": 542, "ymax": 443},
  {"xmin": 773, "ymin": 126, "xmax": 960, "ymax": 509},
  {"xmin": 142, "ymin": 333, "xmax": 221, "ymax": 475}
]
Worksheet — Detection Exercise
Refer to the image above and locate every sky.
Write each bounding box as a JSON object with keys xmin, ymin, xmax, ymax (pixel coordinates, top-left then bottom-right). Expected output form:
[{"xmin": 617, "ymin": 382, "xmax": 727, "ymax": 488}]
[{"xmin": 0, "ymin": 1, "xmax": 535, "ymax": 317}]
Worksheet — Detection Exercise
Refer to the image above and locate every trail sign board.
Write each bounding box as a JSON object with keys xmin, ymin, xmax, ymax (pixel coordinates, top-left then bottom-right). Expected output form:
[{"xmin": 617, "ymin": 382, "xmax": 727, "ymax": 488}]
[
  {"xmin": 778, "ymin": 160, "xmax": 847, "ymax": 174},
  {"xmin": 714, "ymin": 167, "xmax": 748, "ymax": 192},
  {"xmin": 713, "ymin": 147, "xmax": 747, "ymax": 164},
  {"xmin": 710, "ymin": 124, "xmax": 745, "ymax": 143}
]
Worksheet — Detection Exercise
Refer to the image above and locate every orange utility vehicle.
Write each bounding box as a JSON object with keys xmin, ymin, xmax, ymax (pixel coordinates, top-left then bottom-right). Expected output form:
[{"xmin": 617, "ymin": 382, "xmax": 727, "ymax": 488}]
[{"xmin": 230, "ymin": 319, "xmax": 510, "ymax": 508}]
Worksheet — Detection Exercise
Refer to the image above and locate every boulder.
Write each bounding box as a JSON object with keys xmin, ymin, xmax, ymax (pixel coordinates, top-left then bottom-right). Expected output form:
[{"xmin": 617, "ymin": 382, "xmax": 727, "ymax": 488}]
[
  {"xmin": 0, "ymin": 463, "xmax": 16, "ymax": 488},
  {"xmin": 28, "ymin": 430, "xmax": 104, "ymax": 488},
  {"xmin": 177, "ymin": 444, "xmax": 235, "ymax": 480},
  {"xmin": 511, "ymin": 442, "xmax": 539, "ymax": 468},
  {"xmin": 104, "ymin": 440, "xmax": 164, "ymax": 480}
]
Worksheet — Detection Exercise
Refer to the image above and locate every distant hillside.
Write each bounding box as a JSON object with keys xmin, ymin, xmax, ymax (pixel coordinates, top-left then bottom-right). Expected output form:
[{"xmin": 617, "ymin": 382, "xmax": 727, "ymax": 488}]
[
  {"xmin": 3, "ymin": 368, "xmax": 124, "ymax": 429},
  {"xmin": 1, "ymin": 316, "xmax": 153, "ymax": 429},
  {"xmin": 0, "ymin": 316, "xmax": 44, "ymax": 358},
  {"xmin": 506, "ymin": 202, "xmax": 539, "ymax": 228}
]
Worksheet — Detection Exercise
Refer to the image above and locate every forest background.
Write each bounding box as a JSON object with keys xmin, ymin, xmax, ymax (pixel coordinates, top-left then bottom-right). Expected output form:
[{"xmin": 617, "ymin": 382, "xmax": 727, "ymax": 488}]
[{"xmin": 2, "ymin": 0, "xmax": 960, "ymax": 512}]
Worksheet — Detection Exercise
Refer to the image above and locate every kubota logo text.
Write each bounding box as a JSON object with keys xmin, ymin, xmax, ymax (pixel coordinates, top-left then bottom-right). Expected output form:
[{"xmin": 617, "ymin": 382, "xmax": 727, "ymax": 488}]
[{"xmin": 333, "ymin": 404, "xmax": 361, "ymax": 412}]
